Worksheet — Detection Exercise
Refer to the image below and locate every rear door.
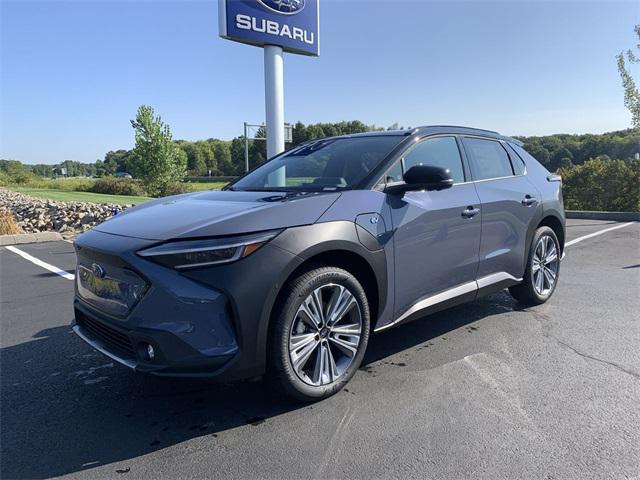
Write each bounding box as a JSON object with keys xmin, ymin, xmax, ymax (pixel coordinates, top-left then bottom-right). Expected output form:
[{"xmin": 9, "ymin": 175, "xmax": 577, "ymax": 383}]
[
  {"xmin": 385, "ymin": 136, "xmax": 482, "ymax": 319},
  {"xmin": 461, "ymin": 136, "xmax": 541, "ymax": 281}
]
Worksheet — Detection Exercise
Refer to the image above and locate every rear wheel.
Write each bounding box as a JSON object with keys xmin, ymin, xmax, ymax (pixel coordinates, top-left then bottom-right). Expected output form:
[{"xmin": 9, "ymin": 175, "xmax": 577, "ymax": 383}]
[
  {"xmin": 270, "ymin": 267, "xmax": 370, "ymax": 401},
  {"xmin": 509, "ymin": 226, "xmax": 561, "ymax": 305}
]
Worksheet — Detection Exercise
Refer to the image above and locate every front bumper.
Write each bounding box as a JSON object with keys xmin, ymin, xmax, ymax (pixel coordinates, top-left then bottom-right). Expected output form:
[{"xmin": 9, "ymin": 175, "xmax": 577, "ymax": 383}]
[
  {"xmin": 72, "ymin": 228, "xmax": 302, "ymax": 380},
  {"xmin": 73, "ymin": 301, "xmax": 235, "ymax": 376}
]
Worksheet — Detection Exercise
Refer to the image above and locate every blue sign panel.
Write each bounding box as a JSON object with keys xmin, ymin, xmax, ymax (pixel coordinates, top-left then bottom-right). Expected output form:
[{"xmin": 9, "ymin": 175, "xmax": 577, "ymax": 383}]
[{"xmin": 219, "ymin": 0, "xmax": 320, "ymax": 56}]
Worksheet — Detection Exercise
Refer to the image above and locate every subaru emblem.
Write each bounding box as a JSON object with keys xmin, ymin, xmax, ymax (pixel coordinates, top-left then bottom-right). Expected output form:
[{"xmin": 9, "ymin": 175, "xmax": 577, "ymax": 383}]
[
  {"xmin": 258, "ymin": 0, "xmax": 305, "ymax": 15},
  {"xmin": 91, "ymin": 263, "xmax": 106, "ymax": 279}
]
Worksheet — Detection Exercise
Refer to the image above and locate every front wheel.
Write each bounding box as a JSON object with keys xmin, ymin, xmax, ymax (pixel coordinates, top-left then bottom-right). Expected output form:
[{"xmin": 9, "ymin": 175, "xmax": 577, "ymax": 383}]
[
  {"xmin": 509, "ymin": 226, "xmax": 561, "ymax": 305},
  {"xmin": 270, "ymin": 267, "xmax": 370, "ymax": 402}
]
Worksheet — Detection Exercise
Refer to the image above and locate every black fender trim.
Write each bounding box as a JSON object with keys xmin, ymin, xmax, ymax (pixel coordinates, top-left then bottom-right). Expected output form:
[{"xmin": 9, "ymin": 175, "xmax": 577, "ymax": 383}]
[{"xmin": 271, "ymin": 221, "xmax": 388, "ymax": 320}]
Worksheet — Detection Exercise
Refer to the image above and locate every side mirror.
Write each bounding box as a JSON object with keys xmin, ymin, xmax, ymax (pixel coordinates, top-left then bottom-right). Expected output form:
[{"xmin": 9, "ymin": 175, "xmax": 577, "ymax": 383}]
[{"xmin": 386, "ymin": 165, "xmax": 454, "ymax": 194}]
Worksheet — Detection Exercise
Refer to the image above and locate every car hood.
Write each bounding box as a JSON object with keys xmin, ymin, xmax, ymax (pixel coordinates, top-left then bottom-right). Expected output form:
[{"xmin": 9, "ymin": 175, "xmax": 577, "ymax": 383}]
[{"xmin": 92, "ymin": 190, "xmax": 341, "ymax": 241}]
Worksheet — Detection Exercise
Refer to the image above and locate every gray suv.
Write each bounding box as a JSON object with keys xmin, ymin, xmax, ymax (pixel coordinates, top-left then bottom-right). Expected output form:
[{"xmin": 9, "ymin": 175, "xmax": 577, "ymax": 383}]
[{"xmin": 73, "ymin": 126, "xmax": 565, "ymax": 401}]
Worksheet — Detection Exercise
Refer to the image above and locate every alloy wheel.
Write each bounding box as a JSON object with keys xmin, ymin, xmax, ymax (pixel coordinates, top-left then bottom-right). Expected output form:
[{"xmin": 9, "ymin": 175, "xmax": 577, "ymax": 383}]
[
  {"xmin": 532, "ymin": 235, "xmax": 559, "ymax": 296},
  {"xmin": 288, "ymin": 284, "xmax": 362, "ymax": 386}
]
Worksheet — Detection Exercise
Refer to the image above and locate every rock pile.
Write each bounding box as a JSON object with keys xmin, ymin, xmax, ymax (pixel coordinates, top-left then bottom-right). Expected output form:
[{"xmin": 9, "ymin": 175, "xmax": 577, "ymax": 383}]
[{"xmin": 0, "ymin": 188, "xmax": 133, "ymax": 239}]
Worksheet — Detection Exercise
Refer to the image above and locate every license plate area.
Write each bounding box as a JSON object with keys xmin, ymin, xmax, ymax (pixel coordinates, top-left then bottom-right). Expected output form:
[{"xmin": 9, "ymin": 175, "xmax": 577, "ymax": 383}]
[{"xmin": 77, "ymin": 264, "xmax": 147, "ymax": 317}]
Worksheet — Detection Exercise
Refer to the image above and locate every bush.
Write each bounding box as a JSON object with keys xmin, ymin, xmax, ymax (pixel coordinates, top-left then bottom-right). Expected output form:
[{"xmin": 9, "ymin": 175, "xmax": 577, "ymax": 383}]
[
  {"xmin": 559, "ymin": 158, "xmax": 640, "ymax": 212},
  {"xmin": 0, "ymin": 162, "xmax": 34, "ymax": 185},
  {"xmin": 0, "ymin": 171, "xmax": 12, "ymax": 187},
  {"xmin": 89, "ymin": 178, "xmax": 145, "ymax": 196}
]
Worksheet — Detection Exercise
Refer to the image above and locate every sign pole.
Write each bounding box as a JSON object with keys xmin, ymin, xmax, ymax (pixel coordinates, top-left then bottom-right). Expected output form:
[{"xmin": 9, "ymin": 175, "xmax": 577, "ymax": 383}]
[
  {"xmin": 264, "ymin": 45, "xmax": 285, "ymax": 159},
  {"xmin": 219, "ymin": 0, "xmax": 319, "ymax": 181},
  {"xmin": 243, "ymin": 121, "xmax": 249, "ymax": 172}
]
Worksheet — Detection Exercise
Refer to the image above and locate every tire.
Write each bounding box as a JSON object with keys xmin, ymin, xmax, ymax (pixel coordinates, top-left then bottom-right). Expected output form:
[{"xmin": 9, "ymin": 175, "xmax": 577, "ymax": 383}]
[
  {"xmin": 270, "ymin": 267, "xmax": 371, "ymax": 402},
  {"xmin": 509, "ymin": 226, "xmax": 561, "ymax": 305}
]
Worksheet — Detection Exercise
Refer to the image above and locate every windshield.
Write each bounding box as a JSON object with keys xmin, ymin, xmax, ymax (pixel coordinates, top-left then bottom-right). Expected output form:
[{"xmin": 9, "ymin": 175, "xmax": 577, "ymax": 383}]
[{"xmin": 229, "ymin": 136, "xmax": 404, "ymax": 192}]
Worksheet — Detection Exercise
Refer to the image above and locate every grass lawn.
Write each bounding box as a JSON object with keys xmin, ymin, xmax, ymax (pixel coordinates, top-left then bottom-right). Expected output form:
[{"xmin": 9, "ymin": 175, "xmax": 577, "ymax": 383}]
[
  {"xmin": 183, "ymin": 181, "xmax": 228, "ymax": 191},
  {"xmin": 13, "ymin": 188, "xmax": 152, "ymax": 205}
]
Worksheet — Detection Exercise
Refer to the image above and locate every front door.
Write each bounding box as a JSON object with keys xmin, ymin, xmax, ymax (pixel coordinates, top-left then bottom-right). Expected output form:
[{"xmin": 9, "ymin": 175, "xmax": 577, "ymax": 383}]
[{"xmin": 386, "ymin": 136, "xmax": 482, "ymax": 320}]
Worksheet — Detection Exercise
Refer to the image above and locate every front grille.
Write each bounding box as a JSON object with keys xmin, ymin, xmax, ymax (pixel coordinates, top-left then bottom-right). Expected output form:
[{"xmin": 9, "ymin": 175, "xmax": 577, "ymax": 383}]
[{"xmin": 76, "ymin": 310, "xmax": 135, "ymax": 357}]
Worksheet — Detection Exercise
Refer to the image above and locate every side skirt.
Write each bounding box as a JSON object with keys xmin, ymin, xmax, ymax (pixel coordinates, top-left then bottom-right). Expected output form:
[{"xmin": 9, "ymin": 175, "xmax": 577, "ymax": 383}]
[{"xmin": 374, "ymin": 272, "xmax": 521, "ymax": 332}]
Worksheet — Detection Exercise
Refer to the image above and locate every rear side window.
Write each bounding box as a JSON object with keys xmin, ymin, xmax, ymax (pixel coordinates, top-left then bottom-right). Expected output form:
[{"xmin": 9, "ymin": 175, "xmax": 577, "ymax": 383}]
[
  {"xmin": 462, "ymin": 137, "xmax": 514, "ymax": 180},
  {"xmin": 402, "ymin": 136, "xmax": 465, "ymax": 183},
  {"xmin": 508, "ymin": 146, "xmax": 526, "ymax": 175},
  {"xmin": 509, "ymin": 143, "xmax": 542, "ymax": 174}
]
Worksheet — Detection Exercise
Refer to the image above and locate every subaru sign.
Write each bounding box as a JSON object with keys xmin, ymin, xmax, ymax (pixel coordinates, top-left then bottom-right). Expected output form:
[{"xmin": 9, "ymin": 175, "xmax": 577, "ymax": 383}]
[{"xmin": 219, "ymin": 0, "xmax": 320, "ymax": 56}]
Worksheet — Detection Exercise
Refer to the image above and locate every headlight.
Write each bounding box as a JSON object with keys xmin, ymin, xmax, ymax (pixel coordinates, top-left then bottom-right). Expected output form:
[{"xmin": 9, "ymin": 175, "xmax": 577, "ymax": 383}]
[{"xmin": 137, "ymin": 230, "xmax": 282, "ymax": 270}]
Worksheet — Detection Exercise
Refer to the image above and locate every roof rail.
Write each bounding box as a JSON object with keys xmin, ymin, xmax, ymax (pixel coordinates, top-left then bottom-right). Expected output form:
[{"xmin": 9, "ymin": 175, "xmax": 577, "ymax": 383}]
[{"xmin": 416, "ymin": 125, "xmax": 501, "ymax": 135}]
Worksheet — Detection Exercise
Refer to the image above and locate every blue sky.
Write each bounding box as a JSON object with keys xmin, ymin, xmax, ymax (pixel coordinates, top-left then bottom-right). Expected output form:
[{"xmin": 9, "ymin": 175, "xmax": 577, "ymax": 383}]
[{"xmin": 1, "ymin": 0, "xmax": 638, "ymax": 164}]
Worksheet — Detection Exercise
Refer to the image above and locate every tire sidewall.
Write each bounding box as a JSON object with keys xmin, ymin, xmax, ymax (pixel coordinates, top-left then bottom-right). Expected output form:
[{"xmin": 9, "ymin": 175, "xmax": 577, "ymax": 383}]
[{"xmin": 272, "ymin": 268, "xmax": 370, "ymax": 401}]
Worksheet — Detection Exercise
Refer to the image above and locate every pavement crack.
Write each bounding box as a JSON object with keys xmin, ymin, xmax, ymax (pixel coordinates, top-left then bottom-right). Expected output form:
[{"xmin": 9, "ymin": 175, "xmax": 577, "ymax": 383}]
[
  {"xmin": 553, "ymin": 337, "xmax": 640, "ymax": 380},
  {"xmin": 526, "ymin": 309, "xmax": 640, "ymax": 381}
]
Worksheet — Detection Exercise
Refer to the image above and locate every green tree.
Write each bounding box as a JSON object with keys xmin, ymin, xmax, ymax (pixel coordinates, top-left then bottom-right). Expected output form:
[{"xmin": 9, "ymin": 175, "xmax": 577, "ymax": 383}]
[
  {"xmin": 212, "ymin": 141, "xmax": 231, "ymax": 175},
  {"xmin": 130, "ymin": 105, "xmax": 186, "ymax": 197},
  {"xmin": 230, "ymin": 136, "xmax": 247, "ymax": 175},
  {"xmin": 94, "ymin": 159, "xmax": 106, "ymax": 177},
  {"xmin": 617, "ymin": 25, "xmax": 640, "ymax": 128},
  {"xmin": 104, "ymin": 150, "xmax": 133, "ymax": 175}
]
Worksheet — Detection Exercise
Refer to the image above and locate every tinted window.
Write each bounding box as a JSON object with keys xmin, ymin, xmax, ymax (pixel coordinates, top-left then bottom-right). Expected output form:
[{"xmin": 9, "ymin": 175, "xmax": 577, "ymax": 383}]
[
  {"xmin": 506, "ymin": 145, "xmax": 526, "ymax": 175},
  {"xmin": 463, "ymin": 138, "xmax": 514, "ymax": 180},
  {"xmin": 231, "ymin": 136, "xmax": 403, "ymax": 192},
  {"xmin": 509, "ymin": 143, "xmax": 540, "ymax": 174},
  {"xmin": 402, "ymin": 137, "xmax": 465, "ymax": 183}
]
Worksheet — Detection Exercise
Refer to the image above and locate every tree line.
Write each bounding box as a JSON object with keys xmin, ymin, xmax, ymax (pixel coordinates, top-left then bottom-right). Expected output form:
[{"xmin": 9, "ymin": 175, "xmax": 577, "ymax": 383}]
[
  {"xmin": 516, "ymin": 129, "xmax": 639, "ymax": 172},
  {"xmin": 9, "ymin": 120, "xmax": 382, "ymax": 179},
  {"xmin": 10, "ymin": 125, "xmax": 639, "ymax": 180}
]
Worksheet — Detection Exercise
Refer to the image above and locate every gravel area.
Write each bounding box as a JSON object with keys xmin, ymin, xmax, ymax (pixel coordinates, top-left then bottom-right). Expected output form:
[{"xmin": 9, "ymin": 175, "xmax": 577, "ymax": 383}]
[{"xmin": 0, "ymin": 188, "xmax": 132, "ymax": 239}]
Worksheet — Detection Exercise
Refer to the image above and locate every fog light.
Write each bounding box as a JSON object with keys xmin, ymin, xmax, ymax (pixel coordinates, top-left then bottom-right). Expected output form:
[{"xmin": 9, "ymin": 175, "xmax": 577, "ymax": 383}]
[{"xmin": 146, "ymin": 344, "xmax": 155, "ymax": 360}]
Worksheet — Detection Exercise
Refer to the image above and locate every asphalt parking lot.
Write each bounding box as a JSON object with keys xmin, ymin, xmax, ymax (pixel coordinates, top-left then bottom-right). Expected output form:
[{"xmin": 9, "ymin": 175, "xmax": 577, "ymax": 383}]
[{"xmin": 1, "ymin": 219, "xmax": 638, "ymax": 480}]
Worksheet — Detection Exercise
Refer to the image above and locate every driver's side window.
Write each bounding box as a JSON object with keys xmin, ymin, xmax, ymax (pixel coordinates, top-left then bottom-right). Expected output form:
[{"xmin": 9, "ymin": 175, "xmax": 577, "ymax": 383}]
[
  {"xmin": 385, "ymin": 136, "xmax": 466, "ymax": 185},
  {"xmin": 404, "ymin": 136, "xmax": 465, "ymax": 183}
]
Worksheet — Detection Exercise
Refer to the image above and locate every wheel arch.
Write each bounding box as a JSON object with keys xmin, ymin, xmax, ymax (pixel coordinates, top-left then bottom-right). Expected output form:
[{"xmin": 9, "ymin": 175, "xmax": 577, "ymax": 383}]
[
  {"xmin": 537, "ymin": 215, "xmax": 565, "ymax": 253},
  {"xmin": 271, "ymin": 249, "xmax": 382, "ymax": 329},
  {"xmin": 257, "ymin": 222, "xmax": 388, "ymax": 378}
]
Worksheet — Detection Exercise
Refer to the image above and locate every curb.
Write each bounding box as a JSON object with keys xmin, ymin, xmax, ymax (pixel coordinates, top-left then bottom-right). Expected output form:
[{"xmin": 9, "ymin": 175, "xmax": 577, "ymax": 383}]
[
  {"xmin": 0, "ymin": 232, "xmax": 64, "ymax": 246},
  {"xmin": 565, "ymin": 211, "xmax": 640, "ymax": 222}
]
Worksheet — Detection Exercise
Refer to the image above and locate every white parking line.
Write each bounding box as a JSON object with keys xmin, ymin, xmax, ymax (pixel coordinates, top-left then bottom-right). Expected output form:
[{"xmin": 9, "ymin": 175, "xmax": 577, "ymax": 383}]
[
  {"xmin": 565, "ymin": 222, "xmax": 635, "ymax": 248},
  {"xmin": 4, "ymin": 245, "xmax": 75, "ymax": 280}
]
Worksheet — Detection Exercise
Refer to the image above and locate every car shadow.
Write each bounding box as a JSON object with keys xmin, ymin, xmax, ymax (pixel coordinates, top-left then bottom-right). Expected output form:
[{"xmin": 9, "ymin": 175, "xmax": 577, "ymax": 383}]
[{"xmin": 1, "ymin": 292, "xmax": 519, "ymax": 479}]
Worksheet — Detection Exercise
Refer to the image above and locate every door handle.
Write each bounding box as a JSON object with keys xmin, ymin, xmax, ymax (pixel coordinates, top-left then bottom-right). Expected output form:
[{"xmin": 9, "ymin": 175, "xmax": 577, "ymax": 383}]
[
  {"xmin": 461, "ymin": 206, "xmax": 480, "ymax": 218},
  {"xmin": 522, "ymin": 195, "xmax": 537, "ymax": 206}
]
